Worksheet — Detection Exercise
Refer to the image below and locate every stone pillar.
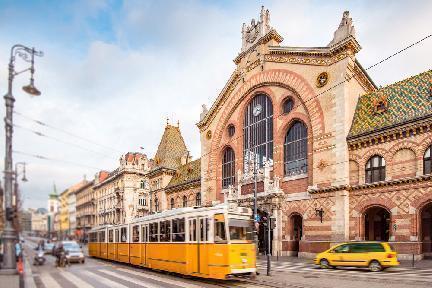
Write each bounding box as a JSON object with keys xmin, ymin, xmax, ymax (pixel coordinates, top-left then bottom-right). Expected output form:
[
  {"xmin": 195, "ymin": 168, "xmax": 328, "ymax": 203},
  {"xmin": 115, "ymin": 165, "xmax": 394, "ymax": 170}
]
[
  {"xmin": 333, "ymin": 189, "xmax": 349, "ymax": 241},
  {"xmin": 272, "ymin": 206, "xmax": 282, "ymax": 256}
]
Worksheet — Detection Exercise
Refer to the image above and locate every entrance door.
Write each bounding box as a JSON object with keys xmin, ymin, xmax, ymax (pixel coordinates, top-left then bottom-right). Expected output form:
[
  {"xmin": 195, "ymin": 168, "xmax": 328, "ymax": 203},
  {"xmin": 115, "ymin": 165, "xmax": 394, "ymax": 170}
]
[
  {"xmin": 188, "ymin": 218, "xmax": 199, "ymax": 273},
  {"xmin": 141, "ymin": 224, "xmax": 148, "ymax": 266},
  {"xmin": 421, "ymin": 203, "xmax": 432, "ymax": 258},
  {"xmin": 188, "ymin": 217, "xmax": 209, "ymax": 275}
]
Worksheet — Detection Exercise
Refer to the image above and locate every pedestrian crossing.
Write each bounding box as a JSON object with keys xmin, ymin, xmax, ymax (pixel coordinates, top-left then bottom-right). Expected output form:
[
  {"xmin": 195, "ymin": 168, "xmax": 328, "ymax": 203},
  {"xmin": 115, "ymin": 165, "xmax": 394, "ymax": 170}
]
[
  {"xmin": 257, "ymin": 260, "xmax": 432, "ymax": 283},
  {"xmin": 34, "ymin": 264, "xmax": 265, "ymax": 288}
]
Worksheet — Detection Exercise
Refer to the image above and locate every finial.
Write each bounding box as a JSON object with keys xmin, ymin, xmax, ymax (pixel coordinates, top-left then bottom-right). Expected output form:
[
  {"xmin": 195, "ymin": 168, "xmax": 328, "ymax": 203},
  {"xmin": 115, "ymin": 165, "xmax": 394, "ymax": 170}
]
[
  {"xmin": 177, "ymin": 120, "xmax": 180, "ymax": 127},
  {"xmin": 83, "ymin": 174, "xmax": 87, "ymax": 181},
  {"xmin": 166, "ymin": 117, "xmax": 169, "ymax": 126}
]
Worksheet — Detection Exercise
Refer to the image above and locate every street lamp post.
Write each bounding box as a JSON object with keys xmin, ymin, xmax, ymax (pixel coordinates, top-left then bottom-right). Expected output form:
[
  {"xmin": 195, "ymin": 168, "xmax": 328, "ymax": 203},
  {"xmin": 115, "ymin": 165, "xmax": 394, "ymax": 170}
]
[
  {"xmin": 1, "ymin": 44, "xmax": 42, "ymax": 273},
  {"xmin": 13, "ymin": 162, "xmax": 27, "ymax": 235}
]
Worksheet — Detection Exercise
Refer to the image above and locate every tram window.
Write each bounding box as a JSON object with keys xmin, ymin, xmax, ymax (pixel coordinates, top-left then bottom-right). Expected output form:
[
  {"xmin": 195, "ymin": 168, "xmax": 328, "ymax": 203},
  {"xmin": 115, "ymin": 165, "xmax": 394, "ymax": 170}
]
[
  {"xmin": 172, "ymin": 218, "xmax": 185, "ymax": 242},
  {"xmin": 215, "ymin": 220, "xmax": 227, "ymax": 243},
  {"xmin": 229, "ymin": 219, "xmax": 253, "ymax": 241},
  {"xmin": 141, "ymin": 225, "xmax": 148, "ymax": 242},
  {"xmin": 89, "ymin": 232, "xmax": 95, "ymax": 243},
  {"xmin": 120, "ymin": 227, "xmax": 127, "ymax": 242},
  {"xmin": 200, "ymin": 218, "xmax": 209, "ymax": 242},
  {"xmin": 189, "ymin": 219, "xmax": 197, "ymax": 242},
  {"xmin": 108, "ymin": 230, "xmax": 113, "ymax": 243},
  {"xmin": 99, "ymin": 231, "xmax": 106, "ymax": 242},
  {"xmin": 115, "ymin": 229, "xmax": 119, "ymax": 243},
  {"xmin": 149, "ymin": 222, "xmax": 159, "ymax": 242},
  {"xmin": 160, "ymin": 220, "xmax": 171, "ymax": 242},
  {"xmin": 132, "ymin": 225, "xmax": 140, "ymax": 243}
]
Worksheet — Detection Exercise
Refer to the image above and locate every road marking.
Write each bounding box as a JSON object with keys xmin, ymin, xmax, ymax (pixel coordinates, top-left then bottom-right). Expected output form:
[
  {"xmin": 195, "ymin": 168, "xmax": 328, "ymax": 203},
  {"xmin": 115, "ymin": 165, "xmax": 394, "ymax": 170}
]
[
  {"xmin": 62, "ymin": 271, "xmax": 95, "ymax": 288},
  {"xmin": 40, "ymin": 273, "xmax": 62, "ymax": 288},
  {"xmin": 115, "ymin": 267, "xmax": 204, "ymax": 288},
  {"xmin": 82, "ymin": 270, "xmax": 129, "ymax": 288},
  {"xmin": 98, "ymin": 269, "xmax": 163, "ymax": 288}
]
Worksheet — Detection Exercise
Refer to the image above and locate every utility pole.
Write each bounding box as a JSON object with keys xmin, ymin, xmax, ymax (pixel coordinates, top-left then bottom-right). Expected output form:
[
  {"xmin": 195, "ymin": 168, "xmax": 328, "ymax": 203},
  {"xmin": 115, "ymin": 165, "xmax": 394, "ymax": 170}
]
[{"xmin": 1, "ymin": 45, "xmax": 42, "ymax": 274}]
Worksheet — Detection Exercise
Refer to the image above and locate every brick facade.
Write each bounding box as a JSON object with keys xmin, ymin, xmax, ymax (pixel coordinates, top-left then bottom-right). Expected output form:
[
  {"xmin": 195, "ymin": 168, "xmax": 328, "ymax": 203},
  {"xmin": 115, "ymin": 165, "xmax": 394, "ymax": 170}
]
[{"xmin": 198, "ymin": 8, "xmax": 432, "ymax": 259}]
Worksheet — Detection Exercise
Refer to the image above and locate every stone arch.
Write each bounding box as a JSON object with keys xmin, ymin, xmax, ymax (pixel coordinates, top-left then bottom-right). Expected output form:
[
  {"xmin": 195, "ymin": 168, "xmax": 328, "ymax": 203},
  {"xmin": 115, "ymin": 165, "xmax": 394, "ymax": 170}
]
[
  {"xmin": 359, "ymin": 148, "xmax": 390, "ymax": 184},
  {"xmin": 206, "ymin": 69, "xmax": 324, "ymax": 201}
]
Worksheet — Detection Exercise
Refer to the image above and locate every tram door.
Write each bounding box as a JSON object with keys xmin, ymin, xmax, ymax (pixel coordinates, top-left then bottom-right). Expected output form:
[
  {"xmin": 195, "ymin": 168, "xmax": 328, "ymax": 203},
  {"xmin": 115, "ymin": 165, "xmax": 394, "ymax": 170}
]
[
  {"xmin": 141, "ymin": 224, "xmax": 148, "ymax": 266},
  {"xmin": 189, "ymin": 217, "xmax": 209, "ymax": 275}
]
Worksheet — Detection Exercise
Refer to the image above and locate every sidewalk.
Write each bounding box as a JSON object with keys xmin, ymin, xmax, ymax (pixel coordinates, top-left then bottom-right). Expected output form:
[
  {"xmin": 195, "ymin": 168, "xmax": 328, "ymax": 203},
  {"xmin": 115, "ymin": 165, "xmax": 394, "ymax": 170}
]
[{"xmin": 257, "ymin": 255, "xmax": 432, "ymax": 268}]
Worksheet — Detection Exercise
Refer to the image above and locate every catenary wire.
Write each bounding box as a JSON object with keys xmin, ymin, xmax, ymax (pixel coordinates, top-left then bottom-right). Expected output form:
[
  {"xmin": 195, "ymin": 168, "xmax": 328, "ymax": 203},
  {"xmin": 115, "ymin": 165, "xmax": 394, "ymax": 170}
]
[
  {"xmin": 14, "ymin": 111, "xmax": 123, "ymax": 153},
  {"xmin": 197, "ymin": 34, "xmax": 432, "ymax": 163},
  {"xmin": 13, "ymin": 150, "xmax": 104, "ymax": 170},
  {"xmin": 14, "ymin": 123, "xmax": 117, "ymax": 160}
]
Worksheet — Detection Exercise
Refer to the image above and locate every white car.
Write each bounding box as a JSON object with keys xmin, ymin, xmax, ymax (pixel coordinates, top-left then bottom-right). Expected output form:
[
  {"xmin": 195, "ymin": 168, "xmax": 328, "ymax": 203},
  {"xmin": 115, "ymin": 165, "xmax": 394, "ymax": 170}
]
[{"xmin": 63, "ymin": 241, "xmax": 85, "ymax": 264}]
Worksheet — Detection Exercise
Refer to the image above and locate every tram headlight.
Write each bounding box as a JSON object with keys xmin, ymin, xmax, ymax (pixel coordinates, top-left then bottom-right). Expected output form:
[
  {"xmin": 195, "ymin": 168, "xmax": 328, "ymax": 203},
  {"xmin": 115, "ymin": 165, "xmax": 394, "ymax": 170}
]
[{"xmin": 242, "ymin": 258, "xmax": 247, "ymax": 263}]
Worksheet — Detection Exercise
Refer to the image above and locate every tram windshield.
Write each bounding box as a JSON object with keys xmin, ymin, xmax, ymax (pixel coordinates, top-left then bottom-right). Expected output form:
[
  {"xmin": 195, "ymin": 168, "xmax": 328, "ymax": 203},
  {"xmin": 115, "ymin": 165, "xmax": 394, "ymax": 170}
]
[{"xmin": 228, "ymin": 219, "xmax": 253, "ymax": 241}]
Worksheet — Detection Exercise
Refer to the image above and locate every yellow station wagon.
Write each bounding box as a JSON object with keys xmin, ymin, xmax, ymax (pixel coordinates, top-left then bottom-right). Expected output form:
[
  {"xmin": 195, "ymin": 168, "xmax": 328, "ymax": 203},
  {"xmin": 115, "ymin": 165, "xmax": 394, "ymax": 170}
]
[{"xmin": 314, "ymin": 242, "xmax": 399, "ymax": 272}]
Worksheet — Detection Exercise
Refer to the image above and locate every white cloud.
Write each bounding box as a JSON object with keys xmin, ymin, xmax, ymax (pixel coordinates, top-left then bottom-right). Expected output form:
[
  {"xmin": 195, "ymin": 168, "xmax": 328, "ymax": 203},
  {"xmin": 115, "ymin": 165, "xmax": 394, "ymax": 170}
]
[{"xmin": 0, "ymin": 0, "xmax": 431, "ymax": 209}]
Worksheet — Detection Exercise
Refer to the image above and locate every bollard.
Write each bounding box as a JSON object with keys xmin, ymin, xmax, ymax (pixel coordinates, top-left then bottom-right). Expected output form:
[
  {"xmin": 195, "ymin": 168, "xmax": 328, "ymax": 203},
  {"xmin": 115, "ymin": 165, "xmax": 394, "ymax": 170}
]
[{"xmin": 412, "ymin": 253, "xmax": 415, "ymax": 267}]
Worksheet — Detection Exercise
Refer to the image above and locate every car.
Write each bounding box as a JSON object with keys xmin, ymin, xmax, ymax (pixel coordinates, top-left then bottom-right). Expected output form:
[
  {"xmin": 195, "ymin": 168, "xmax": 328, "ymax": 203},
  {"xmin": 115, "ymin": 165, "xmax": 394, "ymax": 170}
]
[
  {"xmin": 314, "ymin": 242, "xmax": 399, "ymax": 272},
  {"xmin": 44, "ymin": 243, "xmax": 55, "ymax": 254},
  {"xmin": 64, "ymin": 242, "xmax": 85, "ymax": 264}
]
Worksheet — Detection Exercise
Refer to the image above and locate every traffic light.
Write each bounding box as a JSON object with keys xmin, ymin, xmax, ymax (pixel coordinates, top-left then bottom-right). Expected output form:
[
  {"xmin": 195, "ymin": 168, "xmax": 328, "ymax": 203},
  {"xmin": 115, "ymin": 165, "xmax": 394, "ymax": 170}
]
[{"xmin": 6, "ymin": 207, "xmax": 17, "ymax": 221}]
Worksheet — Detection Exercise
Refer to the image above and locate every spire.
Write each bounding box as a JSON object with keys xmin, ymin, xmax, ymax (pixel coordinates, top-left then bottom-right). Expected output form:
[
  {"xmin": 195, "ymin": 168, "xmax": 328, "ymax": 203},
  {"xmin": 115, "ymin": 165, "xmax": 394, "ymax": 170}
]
[
  {"xmin": 328, "ymin": 11, "xmax": 357, "ymax": 46},
  {"xmin": 153, "ymin": 124, "xmax": 188, "ymax": 170},
  {"xmin": 241, "ymin": 6, "xmax": 272, "ymax": 52}
]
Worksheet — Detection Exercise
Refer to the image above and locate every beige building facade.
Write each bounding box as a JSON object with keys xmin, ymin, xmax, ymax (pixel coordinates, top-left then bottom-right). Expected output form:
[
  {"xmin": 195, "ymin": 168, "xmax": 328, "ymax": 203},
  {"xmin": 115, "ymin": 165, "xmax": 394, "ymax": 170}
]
[
  {"xmin": 94, "ymin": 153, "xmax": 151, "ymax": 226},
  {"xmin": 76, "ymin": 180, "xmax": 95, "ymax": 241},
  {"xmin": 198, "ymin": 8, "xmax": 432, "ymax": 259}
]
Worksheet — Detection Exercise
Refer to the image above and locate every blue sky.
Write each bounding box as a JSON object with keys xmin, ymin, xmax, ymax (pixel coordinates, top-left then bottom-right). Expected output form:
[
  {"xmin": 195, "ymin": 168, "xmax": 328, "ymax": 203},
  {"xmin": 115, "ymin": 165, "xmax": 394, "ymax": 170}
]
[{"xmin": 0, "ymin": 0, "xmax": 431, "ymax": 209}]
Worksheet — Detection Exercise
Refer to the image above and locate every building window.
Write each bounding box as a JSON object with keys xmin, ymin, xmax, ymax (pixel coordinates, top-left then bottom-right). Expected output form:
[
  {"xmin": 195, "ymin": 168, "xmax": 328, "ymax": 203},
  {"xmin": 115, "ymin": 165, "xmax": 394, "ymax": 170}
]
[
  {"xmin": 222, "ymin": 147, "xmax": 235, "ymax": 189},
  {"xmin": 424, "ymin": 146, "xmax": 431, "ymax": 175},
  {"xmin": 138, "ymin": 196, "xmax": 146, "ymax": 206},
  {"xmin": 283, "ymin": 98, "xmax": 294, "ymax": 114},
  {"xmin": 183, "ymin": 195, "xmax": 187, "ymax": 207},
  {"xmin": 243, "ymin": 94, "xmax": 273, "ymax": 171},
  {"xmin": 195, "ymin": 193, "xmax": 201, "ymax": 207},
  {"xmin": 284, "ymin": 121, "xmax": 308, "ymax": 176},
  {"xmin": 365, "ymin": 155, "xmax": 386, "ymax": 183},
  {"xmin": 154, "ymin": 197, "xmax": 159, "ymax": 212},
  {"xmin": 227, "ymin": 124, "xmax": 235, "ymax": 137},
  {"xmin": 170, "ymin": 198, "xmax": 175, "ymax": 209},
  {"xmin": 140, "ymin": 180, "xmax": 144, "ymax": 189}
]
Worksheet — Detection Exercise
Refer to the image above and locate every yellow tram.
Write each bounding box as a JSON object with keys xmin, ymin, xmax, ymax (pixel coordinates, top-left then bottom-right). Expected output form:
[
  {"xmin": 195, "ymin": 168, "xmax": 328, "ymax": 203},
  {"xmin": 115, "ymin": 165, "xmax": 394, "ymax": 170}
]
[{"xmin": 88, "ymin": 204, "xmax": 256, "ymax": 279}]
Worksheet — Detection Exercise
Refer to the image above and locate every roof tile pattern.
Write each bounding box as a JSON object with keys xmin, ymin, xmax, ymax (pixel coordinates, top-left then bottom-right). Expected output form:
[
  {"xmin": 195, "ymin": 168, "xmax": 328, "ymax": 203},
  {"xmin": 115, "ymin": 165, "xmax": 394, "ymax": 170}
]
[
  {"xmin": 153, "ymin": 125, "xmax": 188, "ymax": 170},
  {"xmin": 166, "ymin": 159, "xmax": 201, "ymax": 189},
  {"xmin": 349, "ymin": 70, "xmax": 432, "ymax": 138}
]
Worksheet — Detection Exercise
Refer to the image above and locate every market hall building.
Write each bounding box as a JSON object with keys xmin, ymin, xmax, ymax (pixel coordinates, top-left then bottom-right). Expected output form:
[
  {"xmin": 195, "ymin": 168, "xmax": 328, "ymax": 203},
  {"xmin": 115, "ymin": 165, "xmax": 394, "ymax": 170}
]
[{"xmin": 197, "ymin": 8, "xmax": 432, "ymax": 259}]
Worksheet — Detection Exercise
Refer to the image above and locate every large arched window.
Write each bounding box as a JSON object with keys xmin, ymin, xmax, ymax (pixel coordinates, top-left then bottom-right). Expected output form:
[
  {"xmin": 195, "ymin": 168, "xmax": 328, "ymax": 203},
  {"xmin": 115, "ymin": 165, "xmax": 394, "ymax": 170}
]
[
  {"xmin": 222, "ymin": 147, "xmax": 235, "ymax": 188},
  {"xmin": 195, "ymin": 193, "xmax": 201, "ymax": 206},
  {"xmin": 365, "ymin": 155, "xmax": 386, "ymax": 183},
  {"xmin": 182, "ymin": 195, "xmax": 187, "ymax": 207},
  {"xmin": 424, "ymin": 146, "xmax": 431, "ymax": 175},
  {"xmin": 243, "ymin": 94, "xmax": 273, "ymax": 171},
  {"xmin": 284, "ymin": 121, "xmax": 308, "ymax": 176}
]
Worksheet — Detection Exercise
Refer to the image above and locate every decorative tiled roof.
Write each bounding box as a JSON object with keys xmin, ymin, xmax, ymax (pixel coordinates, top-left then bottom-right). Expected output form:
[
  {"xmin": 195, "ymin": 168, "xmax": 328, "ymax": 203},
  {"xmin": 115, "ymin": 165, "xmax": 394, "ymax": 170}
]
[
  {"xmin": 348, "ymin": 70, "xmax": 432, "ymax": 138},
  {"xmin": 166, "ymin": 159, "xmax": 201, "ymax": 190},
  {"xmin": 153, "ymin": 125, "xmax": 188, "ymax": 170}
]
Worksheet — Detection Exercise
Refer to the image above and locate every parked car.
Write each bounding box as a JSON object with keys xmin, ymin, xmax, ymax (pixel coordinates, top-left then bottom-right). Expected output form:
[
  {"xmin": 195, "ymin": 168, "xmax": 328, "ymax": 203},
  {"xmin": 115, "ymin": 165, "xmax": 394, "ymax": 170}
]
[{"xmin": 314, "ymin": 242, "xmax": 399, "ymax": 272}]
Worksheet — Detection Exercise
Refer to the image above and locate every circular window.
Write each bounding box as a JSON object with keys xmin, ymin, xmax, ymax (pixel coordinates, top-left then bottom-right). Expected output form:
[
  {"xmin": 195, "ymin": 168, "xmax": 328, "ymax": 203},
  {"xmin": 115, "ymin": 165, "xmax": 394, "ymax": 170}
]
[
  {"xmin": 283, "ymin": 98, "xmax": 294, "ymax": 114},
  {"xmin": 227, "ymin": 124, "xmax": 235, "ymax": 137}
]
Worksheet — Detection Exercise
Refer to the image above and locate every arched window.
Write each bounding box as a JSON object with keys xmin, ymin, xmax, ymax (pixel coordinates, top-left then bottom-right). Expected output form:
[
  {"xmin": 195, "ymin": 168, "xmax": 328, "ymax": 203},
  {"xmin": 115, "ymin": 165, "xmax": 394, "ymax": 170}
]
[
  {"xmin": 222, "ymin": 147, "xmax": 235, "ymax": 188},
  {"xmin": 283, "ymin": 98, "xmax": 294, "ymax": 114},
  {"xmin": 365, "ymin": 155, "xmax": 386, "ymax": 183},
  {"xmin": 183, "ymin": 195, "xmax": 187, "ymax": 207},
  {"xmin": 424, "ymin": 146, "xmax": 431, "ymax": 174},
  {"xmin": 227, "ymin": 124, "xmax": 235, "ymax": 137},
  {"xmin": 284, "ymin": 121, "xmax": 308, "ymax": 176},
  {"xmin": 140, "ymin": 180, "xmax": 144, "ymax": 189},
  {"xmin": 243, "ymin": 94, "xmax": 273, "ymax": 171},
  {"xmin": 195, "ymin": 193, "xmax": 201, "ymax": 206},
  {"xmin": 154, "ymin": 197, "xmax": 159, "ymax": 212},
  {"xmin": 170, "ymin": 198, "xmax": 175, "ymax": 209}
]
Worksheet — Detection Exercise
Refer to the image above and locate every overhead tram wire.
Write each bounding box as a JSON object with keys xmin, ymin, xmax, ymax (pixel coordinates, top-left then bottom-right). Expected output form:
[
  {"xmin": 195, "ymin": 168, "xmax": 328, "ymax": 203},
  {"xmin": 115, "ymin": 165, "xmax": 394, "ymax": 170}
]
[
  {"xmin": 14, "ymin": 111, "xmax": 123, "ymax": 154},
  {"xmin": 13, "ymin": 123, "xmax": 117, "ymax": 160},
  {"xmin": 13, "ymin": 150, "xmax": 104, "ymax": 171},
  {"xmin": 197, "ymin": 33, "xmax": 432, "ymax": 163}
]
